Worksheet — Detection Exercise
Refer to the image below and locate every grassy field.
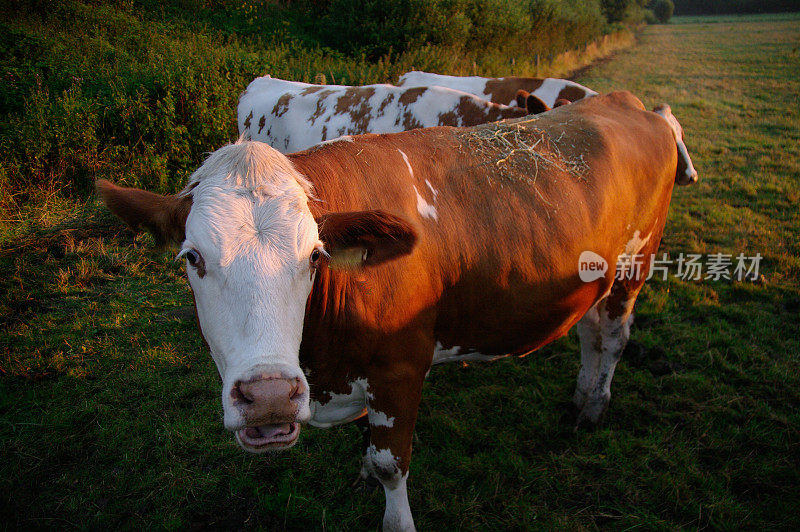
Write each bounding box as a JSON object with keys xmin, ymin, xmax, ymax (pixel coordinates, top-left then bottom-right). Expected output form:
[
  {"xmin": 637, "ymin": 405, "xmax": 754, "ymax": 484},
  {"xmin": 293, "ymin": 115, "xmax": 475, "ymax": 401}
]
[{"xmin": 2, "ymin": 13, "xmax": 800, "ymax": 530}]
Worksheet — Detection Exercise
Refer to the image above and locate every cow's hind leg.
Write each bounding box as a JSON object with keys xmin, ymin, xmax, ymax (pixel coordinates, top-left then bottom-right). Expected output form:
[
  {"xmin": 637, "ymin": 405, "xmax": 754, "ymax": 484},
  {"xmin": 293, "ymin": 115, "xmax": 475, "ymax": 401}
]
[
  {"xmin": 573, "ymin": 302, "xmax": 602, "ymax": 410},
  {"xmin": 574, "ymin": 285, "xmax": 638, "ymax": 428}
]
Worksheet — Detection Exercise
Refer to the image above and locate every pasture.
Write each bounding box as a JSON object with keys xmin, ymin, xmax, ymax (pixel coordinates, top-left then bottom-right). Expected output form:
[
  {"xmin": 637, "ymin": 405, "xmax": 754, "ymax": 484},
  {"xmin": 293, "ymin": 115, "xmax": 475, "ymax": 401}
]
[{"xmin": 2, "ymin": 13, "xmax": 800, "ymax": 530}]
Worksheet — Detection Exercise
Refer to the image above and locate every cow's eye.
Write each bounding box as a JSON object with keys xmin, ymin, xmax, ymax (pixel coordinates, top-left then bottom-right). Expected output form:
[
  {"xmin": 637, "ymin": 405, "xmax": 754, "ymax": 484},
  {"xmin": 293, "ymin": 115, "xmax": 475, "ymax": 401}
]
[
  {"xmin": 177, "ymin": 247, "xmax": 206, "ymax": 277},
  {"xmin": 185, "ymin": 249, "xmax": 200, "ymax": 266},
  {"xmin": 309, "ymin": 245, "xmax": 329, "ymax": 272}
]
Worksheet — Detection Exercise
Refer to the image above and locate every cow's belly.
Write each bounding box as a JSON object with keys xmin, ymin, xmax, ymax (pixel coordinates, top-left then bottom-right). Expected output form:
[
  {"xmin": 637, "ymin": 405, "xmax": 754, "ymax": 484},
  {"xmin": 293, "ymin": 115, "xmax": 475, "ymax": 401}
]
[
  {"xmin": 433, "ymin": 279, "xmax": 599, "ymax": 361},
  {"xmin": 432, "ymin": 342, "xmax": 509, "ymax": 365},
  {"xmin": 308, "ymin": 378, "xmax": 368, "ymax": 428}
]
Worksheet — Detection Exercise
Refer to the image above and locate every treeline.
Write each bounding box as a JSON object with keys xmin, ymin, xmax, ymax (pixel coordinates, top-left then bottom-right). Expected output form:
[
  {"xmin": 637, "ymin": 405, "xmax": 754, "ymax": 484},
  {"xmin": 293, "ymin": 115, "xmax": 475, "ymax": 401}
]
[
  {"xmin": 673, "ymin": 0, "xmax": 800, "ymax": 14},
  {"xmin": 0, "ymin": 0, "xmax": 645, "ymax": 211}
]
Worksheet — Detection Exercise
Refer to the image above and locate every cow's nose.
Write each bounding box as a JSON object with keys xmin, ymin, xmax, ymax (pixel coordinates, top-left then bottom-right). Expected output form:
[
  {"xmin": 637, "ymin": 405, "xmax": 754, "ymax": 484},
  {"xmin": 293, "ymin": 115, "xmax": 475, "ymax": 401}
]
[{"xmin": 232, "ymin": 376, "xmax": 303, "ymax": 424}]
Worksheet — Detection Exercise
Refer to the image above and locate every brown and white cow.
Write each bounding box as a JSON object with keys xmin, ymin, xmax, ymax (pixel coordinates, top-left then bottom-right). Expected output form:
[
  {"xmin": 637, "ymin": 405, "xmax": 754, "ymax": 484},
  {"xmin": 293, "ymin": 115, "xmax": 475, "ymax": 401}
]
[
  {"xmin": 237, "ymin": 75, "xmax": 532, "ymax": 153},
  {"xmin": 98, "ymin": 91, "xmax": 696, "ymax": 531},
  {"xmin": 397, "ymin": 70, "xmax": 598, "ymax": 108}
]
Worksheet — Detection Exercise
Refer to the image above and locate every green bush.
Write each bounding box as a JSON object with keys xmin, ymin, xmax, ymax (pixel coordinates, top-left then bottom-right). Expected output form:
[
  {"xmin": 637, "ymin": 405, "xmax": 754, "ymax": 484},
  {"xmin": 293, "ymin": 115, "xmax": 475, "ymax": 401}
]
[
  {"xmin": 652, "ymin": 0, "xmax": 674, "ymax": 22},
  {"xmin": 0, "ymin": 0, "xmax": 634, "ymax": 209},
  {"xmin": 601, "ymin": 0, "xmax": 648, "ymax": 23}
]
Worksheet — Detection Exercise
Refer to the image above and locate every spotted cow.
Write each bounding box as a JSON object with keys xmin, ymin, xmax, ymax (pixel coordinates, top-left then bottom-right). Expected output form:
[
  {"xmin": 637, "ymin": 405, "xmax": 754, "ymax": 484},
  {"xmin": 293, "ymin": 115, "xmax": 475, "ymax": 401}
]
[
  {"xmin": 98, "ymin": 91, "xmax": 697, "ymax": 531},
  {"xmin": 237, "ymin": 75, "xmax": 533, "ymax": 153},
  {"xmin": 397, "ymin": 70, "xmax": 598, "ymax": 108}
]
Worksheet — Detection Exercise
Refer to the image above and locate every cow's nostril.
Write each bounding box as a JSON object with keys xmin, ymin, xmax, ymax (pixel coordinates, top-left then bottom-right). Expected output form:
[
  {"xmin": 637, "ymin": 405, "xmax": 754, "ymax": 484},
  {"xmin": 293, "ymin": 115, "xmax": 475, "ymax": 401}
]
[
  {"xmin": 290, "ymin": 378, "xmax": 305, "ymax": 400},
  {"xmin": 232, "ymin": 383, "xmax": 252, "ymax": 404}
]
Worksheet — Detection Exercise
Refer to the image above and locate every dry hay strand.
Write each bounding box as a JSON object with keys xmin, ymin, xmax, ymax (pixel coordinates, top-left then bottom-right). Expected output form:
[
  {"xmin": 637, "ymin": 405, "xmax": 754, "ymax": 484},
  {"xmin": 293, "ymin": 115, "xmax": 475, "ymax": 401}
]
[{"xmin": 457, "ymin": 118, "xmax": 590, "ymax": 187}]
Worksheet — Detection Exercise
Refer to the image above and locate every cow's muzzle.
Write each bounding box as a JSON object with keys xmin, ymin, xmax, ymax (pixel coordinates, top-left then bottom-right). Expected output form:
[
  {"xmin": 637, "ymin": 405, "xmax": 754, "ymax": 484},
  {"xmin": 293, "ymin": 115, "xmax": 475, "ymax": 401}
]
[{"xmin": 231, "ymin": 374, "xmax": 306, "ymax": 451}]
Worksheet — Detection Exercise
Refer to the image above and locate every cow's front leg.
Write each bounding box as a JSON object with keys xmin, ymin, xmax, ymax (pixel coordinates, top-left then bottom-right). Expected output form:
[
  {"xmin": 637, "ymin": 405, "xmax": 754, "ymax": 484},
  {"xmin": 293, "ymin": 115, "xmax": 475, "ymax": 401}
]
[
  {"xmin": 352, "ymin": 416, "xmax": 379, "ymax": 490},
  {"xmin": 362, "ymin": 373, "xmax": 424, "ymax": 532}
]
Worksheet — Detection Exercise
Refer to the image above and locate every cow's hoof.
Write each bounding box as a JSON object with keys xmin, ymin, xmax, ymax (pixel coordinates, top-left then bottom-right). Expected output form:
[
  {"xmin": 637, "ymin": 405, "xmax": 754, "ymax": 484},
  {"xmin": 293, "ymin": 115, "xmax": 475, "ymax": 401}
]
[
  {"xmin": 351, "ymin": 470, "xmax": 380, "ymax": 492},
  {"xmin": 572, "ymin": 389, "xmax": 588, "ymax": 410},
  {"xmin": 574, "ymin": 396, "xmax": 609, "ymax": 431}
]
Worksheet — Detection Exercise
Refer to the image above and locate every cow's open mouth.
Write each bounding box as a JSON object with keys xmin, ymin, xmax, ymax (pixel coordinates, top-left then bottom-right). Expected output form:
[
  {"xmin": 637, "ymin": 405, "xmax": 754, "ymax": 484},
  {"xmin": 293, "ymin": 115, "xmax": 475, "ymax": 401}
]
[{"xmin": 236, "ymin": 422, "xmax": 300, "ymax": 450}]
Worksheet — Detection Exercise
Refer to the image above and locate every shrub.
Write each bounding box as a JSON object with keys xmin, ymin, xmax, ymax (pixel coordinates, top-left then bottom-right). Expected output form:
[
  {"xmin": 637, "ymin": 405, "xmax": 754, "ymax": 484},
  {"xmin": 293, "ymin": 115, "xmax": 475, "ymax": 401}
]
[
  {"xmin": 601, "ymin": 0, "xmax": 648, "ymax": 23},
  {"xmin": 652, "ymin": 0, "xmax": 674, "ymax": 22},
  {"xmin": 0, "ymin": 0, "xmax": 634, "ymax": 210}
]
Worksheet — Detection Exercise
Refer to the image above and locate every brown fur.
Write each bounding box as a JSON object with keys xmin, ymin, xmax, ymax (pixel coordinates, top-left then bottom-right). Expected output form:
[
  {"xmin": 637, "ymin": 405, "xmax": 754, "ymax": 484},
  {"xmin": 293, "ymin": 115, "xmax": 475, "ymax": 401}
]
[
  {"xmin": 289, "ymin": 91, "xmax": 685, "ymax": 474},
  {"xmin": 95, "ymin": 179, "xmax": 191, "ymax": 247},
  {"xmin": 485, "ymin": 77, "xmax": 544, "ymax": 105},
  {"xmin": 524, "ymin": 92, "xmax": 551, "ymax": 114},
  {"xmin": 558, "ymin": 85, "xmax": 588, "ymax": 103},
  {"xmin": 99, "ymin": 91, "xmax": 692, "ymax": 488},
  {"xmin": 317, "ymin": 210, "xmax": 418, "ymax": 268}
]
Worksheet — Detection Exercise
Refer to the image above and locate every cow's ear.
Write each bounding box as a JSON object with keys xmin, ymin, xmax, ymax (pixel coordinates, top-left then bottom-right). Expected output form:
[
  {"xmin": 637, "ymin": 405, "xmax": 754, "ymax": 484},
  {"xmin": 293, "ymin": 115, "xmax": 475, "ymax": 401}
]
[
  {"xmin": 316, "ymin": 210, "xmax": 418, "ymax": 270},
  {"xmin": 515, "ymin": 89, "xmax": 530, "ymax": 108},
  {"xmin": 525, "ymin": 92, "xmax": 551, "ymax": 114},
  {"xmin": 96, "ymin": 179, "xmax": 192, "ymax": 247}
]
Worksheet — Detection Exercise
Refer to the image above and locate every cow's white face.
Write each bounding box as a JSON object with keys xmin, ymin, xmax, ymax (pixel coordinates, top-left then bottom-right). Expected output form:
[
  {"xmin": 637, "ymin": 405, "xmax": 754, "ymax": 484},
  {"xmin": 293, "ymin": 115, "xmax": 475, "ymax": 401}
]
[
  {"xmin": 180, "ymin": 142, "xmax": 319, "ymax": 452},
  {"xmin": 97, "ymin": 140, "xmax": 419, "ymax": 454}
]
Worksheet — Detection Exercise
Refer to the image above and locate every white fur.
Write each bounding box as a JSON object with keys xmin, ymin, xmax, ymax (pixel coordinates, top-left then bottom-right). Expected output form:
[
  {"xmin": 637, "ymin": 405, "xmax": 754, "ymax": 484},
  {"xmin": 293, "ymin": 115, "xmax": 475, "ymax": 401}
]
[
  {"xmin": 616, "ymin": 230, "xmax": 652, "ymax": 281},
  {"xmin": 238, "ymin": 76, "xmax": 522, "ymax": 153},
  {"xmin": 431, "ymin": 341, "xmax": 500, "ymax": 365},
  {"xmin": 654, "ymin": 105, "xmax": 698, "ymax": 183},
  {"xmin": 364, "ymin": 446, "xmax": 415, "ymax": 532},
  {"xmin": 397, "ymin": 70, "xmax": 598, "ymax": 107},
  {"xmin": 180, "ymin": 141, "xmax": 318, "ymax": 433},
  {"xmin": 413, "ymin": 185, "xmax": 438, "ymax": 221},
  {"xmin": 574, "ymin": 295, "xmax": 636, "ymax": 425},
  {"xmin": 398, "ymin": 149, "xmax": 439, "ymax": 222},
  {"xmin": 398, "ymin": 149, "xmax": 414, "ymax": 178}
]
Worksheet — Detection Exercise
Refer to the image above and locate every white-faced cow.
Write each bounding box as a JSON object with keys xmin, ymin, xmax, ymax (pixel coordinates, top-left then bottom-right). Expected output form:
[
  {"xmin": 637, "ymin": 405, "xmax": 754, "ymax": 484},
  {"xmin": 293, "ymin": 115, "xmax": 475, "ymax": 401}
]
[
  {"xmin": 237, "ymin": 75, "xmax": 534, "ymax": 153},
  {"xmin": 397, "ymin": 70, "xmax": 598, "ymax": 109},
  {"xmin": 98, "ymin": 91, "xmax": 697, "ymax": 531}
]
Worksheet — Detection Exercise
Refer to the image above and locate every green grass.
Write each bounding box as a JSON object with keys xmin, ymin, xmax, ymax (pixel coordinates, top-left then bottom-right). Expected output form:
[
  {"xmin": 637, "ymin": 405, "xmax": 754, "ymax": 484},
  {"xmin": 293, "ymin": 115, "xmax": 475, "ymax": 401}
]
[{"xmin": 2, "ymin": 13, "xmax": 800, "ymax": 531}]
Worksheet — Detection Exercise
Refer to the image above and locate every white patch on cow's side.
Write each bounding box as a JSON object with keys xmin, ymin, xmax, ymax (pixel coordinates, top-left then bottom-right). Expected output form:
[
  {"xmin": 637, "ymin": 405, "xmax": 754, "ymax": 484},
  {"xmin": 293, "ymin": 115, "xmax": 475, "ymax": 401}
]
[
  {"xmin": 624, "ymin": 230, "xmax": 651, "ymax": 256},
  {"xmin": 397, "ymin": 149, "xmax": 414, "ymax": 178},
  {"xmin": 413, "ymin": 185, "xmax": 438, "ymax": 221},
  {"xmin": 431, "ymin": 341, "xmax": 499, "ymax": 365},
  {"xmin": 400, "ymin": 149, "xmax": 437, "ymax": 221},
  {"xmin": 424, "ymin": 179, "xmax": 438, "ymax": 199},
  {"xmin": 615, "ymin": 230, "xmax": 652, "ymax": 281},
  {"xmin": 309, "ymin": 377, "xmax": 370, "ymax": 428}
]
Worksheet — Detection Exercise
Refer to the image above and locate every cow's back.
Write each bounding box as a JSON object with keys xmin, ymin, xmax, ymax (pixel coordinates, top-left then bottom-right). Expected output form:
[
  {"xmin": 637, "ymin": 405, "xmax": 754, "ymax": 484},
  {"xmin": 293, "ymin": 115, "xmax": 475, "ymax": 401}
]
[
  {"xmin": 292, "ymin": 91, "xmax": 677, "ymax": 356},
  {"xmin": 239, "ymin": 77, "xmax": 528, "ymax": 153},
  {"xmin": 398, "ymin": 71, "xmax": 597, "ymax": 107}
]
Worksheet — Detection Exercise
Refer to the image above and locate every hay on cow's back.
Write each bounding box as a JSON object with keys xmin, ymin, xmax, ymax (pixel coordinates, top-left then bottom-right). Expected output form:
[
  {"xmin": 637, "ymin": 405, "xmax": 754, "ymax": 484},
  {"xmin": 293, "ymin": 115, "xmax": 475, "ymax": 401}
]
[{"xmin": 456, "ymin": 116, "xmax": 591, "ymax": 187}]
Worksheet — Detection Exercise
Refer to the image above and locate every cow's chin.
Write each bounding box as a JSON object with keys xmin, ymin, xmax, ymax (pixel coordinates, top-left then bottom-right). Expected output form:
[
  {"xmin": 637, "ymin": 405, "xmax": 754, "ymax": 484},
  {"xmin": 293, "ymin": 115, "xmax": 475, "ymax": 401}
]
[{"xmin": 235, "ymin": 422, "xmax": 301, "ymax": 453}]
